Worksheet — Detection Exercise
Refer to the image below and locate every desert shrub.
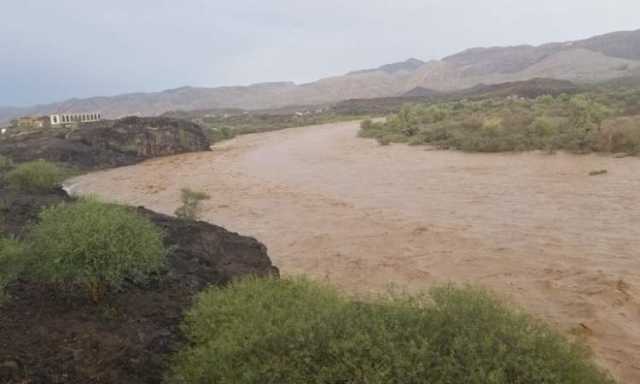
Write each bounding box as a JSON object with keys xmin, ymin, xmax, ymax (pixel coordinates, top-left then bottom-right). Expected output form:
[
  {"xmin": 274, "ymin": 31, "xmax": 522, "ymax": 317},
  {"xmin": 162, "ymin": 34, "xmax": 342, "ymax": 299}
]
[
  {"xmin": 376, "ymin": 136, "xmax": 391, "ymax": 145},
  {"xmin": 461, "ymin": 114, "xmax": 484, "ymax": 129},
  {"xmin": 0, "ymin": 155, "xmax": 13, "ymax": 172},
  {"xmin": 0, "ymin": 237, "xmax": 25, "ymax": 304},
  {"xmin": 358, "ymin": 120, "xmax": 387, "ymax": 138},
  {"xmin": 169, "ymin": 278, "xmax": 614, "ymax": 384},
  {"xmin": 5, "ymin": 160, "xmax": 67, "ymax": 192},
  {"xmin": 360, "ymin": 90, "xmax": 638, "ymax": 154},
  {"xmin": 596, "ymin": 117, "xmax": 640, "ymax": 154},
  {"xmin": 175, "ymin": 188, "xmax": 211, "ymax": 220},
  {"xmin": 207, "ymin": 126, "xmax": 237, "ymax": 143},
  {"xmin": 28, "ymin": 199, "xmax": 167, "ymax": 302},
  {"xmin": 360, "ymin": 119, "xmax": 373, "ymax": 130}
]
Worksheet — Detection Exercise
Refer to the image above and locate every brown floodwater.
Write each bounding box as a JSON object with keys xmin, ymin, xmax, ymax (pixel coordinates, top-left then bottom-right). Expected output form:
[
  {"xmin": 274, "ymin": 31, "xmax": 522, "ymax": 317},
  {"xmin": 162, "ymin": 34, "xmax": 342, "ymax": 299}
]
[{"xmin": 70, "ymin": 121, "xmax": 640, "ymax": 382}]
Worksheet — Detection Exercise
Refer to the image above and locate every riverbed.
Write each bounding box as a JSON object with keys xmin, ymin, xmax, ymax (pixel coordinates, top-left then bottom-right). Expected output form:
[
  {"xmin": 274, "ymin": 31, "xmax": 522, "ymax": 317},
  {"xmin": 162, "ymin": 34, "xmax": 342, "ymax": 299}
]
[{"xmin": 70, "ymin": 121, "xmax": 640, "ymax": 382}]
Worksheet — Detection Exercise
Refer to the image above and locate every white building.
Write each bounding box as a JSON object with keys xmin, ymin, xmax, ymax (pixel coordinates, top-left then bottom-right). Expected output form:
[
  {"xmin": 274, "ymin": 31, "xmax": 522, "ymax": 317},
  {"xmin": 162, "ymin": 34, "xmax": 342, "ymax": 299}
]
[{"xmin": 50, "ymin": 112, "xmax": 103, "ymax": 126}]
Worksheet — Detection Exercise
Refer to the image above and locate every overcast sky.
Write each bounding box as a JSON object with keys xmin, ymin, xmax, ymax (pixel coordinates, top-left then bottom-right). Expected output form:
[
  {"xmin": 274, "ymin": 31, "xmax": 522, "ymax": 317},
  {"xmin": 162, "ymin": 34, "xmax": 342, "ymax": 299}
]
[{"xmin": 2, "ymin": 0, "xmax": 639, "ymax": 106}]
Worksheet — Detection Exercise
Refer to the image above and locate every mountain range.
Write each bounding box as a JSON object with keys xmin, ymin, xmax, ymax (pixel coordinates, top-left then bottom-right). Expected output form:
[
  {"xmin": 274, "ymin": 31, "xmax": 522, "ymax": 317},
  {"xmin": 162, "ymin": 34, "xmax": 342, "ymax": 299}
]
[{"xmin": 3, "ymin": 29, "xmax": 640, "ymax": 124}]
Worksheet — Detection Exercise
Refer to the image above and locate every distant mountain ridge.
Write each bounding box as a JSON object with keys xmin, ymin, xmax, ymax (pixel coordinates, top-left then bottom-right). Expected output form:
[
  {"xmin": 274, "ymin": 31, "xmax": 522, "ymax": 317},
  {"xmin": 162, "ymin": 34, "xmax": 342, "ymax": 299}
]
[
  {"xmin": 2, "ymin": 28, "xmax": 640, "ymax": 124},
  {"xmin": 349, "ymin": 58, "xmax": 426, "ymax": 75}
]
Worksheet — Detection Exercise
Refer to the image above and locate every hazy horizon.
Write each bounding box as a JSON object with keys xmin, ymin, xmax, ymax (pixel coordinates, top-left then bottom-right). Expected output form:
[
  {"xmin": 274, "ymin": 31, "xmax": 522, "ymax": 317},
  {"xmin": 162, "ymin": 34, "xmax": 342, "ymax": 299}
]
[{"xmin": 2, "ymin": 0, "xmax": 640, "ymax": 107}]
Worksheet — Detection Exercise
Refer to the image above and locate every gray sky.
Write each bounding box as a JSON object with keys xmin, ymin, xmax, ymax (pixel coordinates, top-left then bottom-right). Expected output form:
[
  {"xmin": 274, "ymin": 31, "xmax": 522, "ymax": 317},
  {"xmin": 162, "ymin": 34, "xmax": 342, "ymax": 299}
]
[{"xmin": 2, "ymin": 0, "xmax": 639, "ymax": 106}]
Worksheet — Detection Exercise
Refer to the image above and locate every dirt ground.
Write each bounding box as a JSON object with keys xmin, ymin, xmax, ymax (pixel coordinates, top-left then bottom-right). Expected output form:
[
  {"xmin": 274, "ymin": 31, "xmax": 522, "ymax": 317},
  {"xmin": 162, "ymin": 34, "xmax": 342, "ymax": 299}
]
[{"xmin": 70, "ymin": 121, "xmax": 640, "ymax": 383}]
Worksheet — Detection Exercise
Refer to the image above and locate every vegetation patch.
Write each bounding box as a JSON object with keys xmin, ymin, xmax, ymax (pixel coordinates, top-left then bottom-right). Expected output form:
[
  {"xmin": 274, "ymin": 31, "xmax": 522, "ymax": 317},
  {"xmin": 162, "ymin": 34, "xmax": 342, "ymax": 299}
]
[
  {"xmin": 27, "ymin": 198, "xmax": 167, "ymax": 302},
  {"xmin": 0, "ymin": 154, "xmax": 13, "ymax": 171},
  {"xmin": 169, "ymin": 278, "xmax": 614, "ymax": 384},
  {"xmin": 175, "ymin": 188, "xmax": 211, "ymax": 220},
  {"xmin": 360, "ymin": 89, "xmax": 640, "ymax": 154},
  {"xmin": 0, "ymin": 237, "xmax": 25, "ymax": 304},
  {"xmin": 5, "ymin": 160, "xmax": 68, "ymax": 193}
]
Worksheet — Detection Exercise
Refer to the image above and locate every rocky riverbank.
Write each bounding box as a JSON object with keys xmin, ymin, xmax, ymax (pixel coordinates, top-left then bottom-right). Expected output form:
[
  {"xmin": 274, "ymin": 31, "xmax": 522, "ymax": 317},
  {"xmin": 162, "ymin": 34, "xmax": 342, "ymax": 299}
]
[{"xmin": 0, "ymin": 117, "xmax": 278, "ymax": 383}]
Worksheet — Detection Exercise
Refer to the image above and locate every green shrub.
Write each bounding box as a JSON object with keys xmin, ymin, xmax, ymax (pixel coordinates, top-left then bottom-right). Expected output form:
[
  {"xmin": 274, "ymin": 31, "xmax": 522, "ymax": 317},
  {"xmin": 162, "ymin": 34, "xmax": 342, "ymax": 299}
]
[
  {"xmin": 175, "ymin": 188, "xmax": 211, "ymax": 220},
  {"xmin": 0, "ymin": 237, "xmax": 26, "ymax": 304},
  {"xmin": 359, "ymin": 90, "xmax": 640, "ymax": 155},
  {"xmin": 169, "ymin": 278, "xmax": 614, "ymax": 384},
  {"xmin": 0, "ymin": 155, "xmax": 13, "ymax": 172},
  {"xmin": 207, "ymin": 126, "xmax": 237, "ymax": 143},
  {"xmin": 28, "ymin": 199, "xmax": 167, "ymax": 302},
  {"xmin": 360, "ymin": 119, "xmax": 373, "ymax": 130},
  {"xmin": 5, "ymin": 160, "xmax": 67, "ymax": 192}
]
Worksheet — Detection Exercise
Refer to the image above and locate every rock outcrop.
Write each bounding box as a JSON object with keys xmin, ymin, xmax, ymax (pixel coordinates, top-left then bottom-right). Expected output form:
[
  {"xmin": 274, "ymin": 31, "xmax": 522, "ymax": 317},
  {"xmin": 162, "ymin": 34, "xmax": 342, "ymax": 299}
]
[
  {"xmin": 0, "ymin": 117, "xmax": 278, "ymax": 383},
  {"xmin": 0, "ymin": 186, "xmax": 278, "ymax": 383},
  {"xmin": 0, "ymin": 116, "xmax": 210, "ymax": 170}
]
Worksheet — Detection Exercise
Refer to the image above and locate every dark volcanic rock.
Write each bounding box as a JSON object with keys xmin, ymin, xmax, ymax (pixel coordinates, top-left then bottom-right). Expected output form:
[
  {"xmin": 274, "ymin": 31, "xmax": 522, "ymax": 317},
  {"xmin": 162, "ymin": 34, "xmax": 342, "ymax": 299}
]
[
  {"xmin": 0, "ymin": 189, "xmax": 278, "ymax": 384},
  {"xmin": 0, "ymin": 187, "xmax": 70, "ymax": 237},
  {"xmin": 0, "ymin": 116, "xmax": 210, "ymax": 170},
  {"xmin": 138, "ymin": 207, "xmax": 279, "ymax": 290},
  {"xmin": 0, "ymin": 116, "xmax": 279, "ymax": 383}
]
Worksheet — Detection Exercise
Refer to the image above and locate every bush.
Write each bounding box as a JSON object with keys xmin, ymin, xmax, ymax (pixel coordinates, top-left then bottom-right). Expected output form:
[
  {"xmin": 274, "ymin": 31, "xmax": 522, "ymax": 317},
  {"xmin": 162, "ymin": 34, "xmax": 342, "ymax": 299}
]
[
  {"xmin": 28, "ymin": 199, "xmax": 167, "ymax": 302},
  {"xmin": 360, "ymin": 119, "xmax": 373, "ymax": 130},
  {"xmin": 5, "ymin": 160, "xmax": 67, "ymax": 192},
  {"xmin": 207, "ymin": 126, "xmax": 237, "ymax": 143},
  {"xmin": 376, "ymin": 135, "xmax": 391, "ymax": 146},
  {"xmin": 596, "ymin": 117, "xmax": 640, "ymax": 154},
  {"xmin": 175, "ymin": 188, "xmax": 211, "ymax": 220},
  {"xmin": 169, "ymin": 278, "xmax": 614, "ymax": 384},
  {"xmin": 0, "ymin": 237, "xmax": 25, "ymax": 304},
  {"xmin": 0, "ymin": 154, "xmax": 13, "ymax": 172},
  {"xmin": 359, "ymin": 90, "xmax": 640, "ymax": 155}
]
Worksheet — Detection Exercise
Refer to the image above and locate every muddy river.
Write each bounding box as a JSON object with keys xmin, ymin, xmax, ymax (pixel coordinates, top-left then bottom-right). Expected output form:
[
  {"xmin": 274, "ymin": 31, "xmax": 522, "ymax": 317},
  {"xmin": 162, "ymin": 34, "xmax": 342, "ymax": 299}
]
[{"xmin": 70, "ymin": 121, "xmax": 640, "ymax": 382}]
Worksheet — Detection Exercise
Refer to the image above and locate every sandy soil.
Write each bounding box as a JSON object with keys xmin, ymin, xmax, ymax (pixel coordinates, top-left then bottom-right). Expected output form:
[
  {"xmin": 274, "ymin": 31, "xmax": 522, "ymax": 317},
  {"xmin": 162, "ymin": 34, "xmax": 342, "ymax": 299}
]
[{"xmin": 70, "ymin": 121, "xmax": 640, "ymax": 382}]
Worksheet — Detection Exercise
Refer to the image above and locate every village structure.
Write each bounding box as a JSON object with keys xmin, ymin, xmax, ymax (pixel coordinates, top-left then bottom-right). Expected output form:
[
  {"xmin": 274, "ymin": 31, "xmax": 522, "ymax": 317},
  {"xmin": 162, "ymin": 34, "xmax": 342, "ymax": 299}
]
[
  {"xmin": 49, "ymin": 112, "xmax": 102, "ymax": 126},
  {"xmin": 7, "ymin": 112, "xmax": 103, "ymax": 132}
]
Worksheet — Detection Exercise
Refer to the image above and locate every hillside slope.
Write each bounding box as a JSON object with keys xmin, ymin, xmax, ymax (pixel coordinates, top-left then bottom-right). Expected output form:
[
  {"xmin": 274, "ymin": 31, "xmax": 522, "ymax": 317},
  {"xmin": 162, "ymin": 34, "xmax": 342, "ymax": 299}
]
[{"xmin": 2, "ymin": 29, "xmax": 640, "ymax": 124}]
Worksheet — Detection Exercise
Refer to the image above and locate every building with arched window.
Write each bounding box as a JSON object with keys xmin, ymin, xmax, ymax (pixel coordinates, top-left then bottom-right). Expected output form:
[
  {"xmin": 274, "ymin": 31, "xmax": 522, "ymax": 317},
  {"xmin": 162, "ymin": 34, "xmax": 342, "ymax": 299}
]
[{"xmin": 50, "ymin": 112, "xmax": 103, "ymax": 126}]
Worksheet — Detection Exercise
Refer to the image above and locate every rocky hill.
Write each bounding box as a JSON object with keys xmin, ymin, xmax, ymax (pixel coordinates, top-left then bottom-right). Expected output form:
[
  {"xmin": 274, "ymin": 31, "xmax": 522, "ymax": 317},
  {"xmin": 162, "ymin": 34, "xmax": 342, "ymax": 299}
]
[
  {"xmin": 2, "ymin": 29, "xmax": 640, "ymax": 123},
  {"xmin": 0, "ymin": 116, "xmax": 210, "ymax": 170}
]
